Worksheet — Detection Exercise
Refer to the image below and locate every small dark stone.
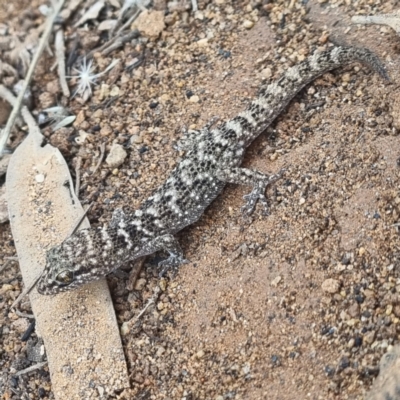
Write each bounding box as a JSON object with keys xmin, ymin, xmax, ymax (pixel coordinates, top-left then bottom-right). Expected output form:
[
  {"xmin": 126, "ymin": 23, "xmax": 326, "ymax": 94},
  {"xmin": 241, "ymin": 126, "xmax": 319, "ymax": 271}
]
[
  {"xmin": 10, "ymin": 376, "xmax": 18, "ymax": 387},
  {"xmin": 218, "ymin": 49, "xmax": 231, "ymax": 59},
  {"xmin": 373, "ymin": 212, "xmax": 381, "ymax": 219},
  {"xmin": 271, "ymin": 355, "xmax": 281, "ymax": 366},
  {"xmin": 324, "ymin": 365, "xmax": 335, "ymax": 377},
  {"xmin": 301, "ymin": 126, "xmax": 310, "ymax": 133},
  {"xmin": 38, "ymin": 387, "xmax": 46, "ymax": 398},
  {"xmin": 186, "ymin": 90, "xmax": 194, "ymax": 99},
  {"xmin": 355, "ymin": 294, "xmax": 364, "ymax": 304},
  {"xmin": 338, "ymin": 356, "xmax": 350, "ymax": 370},
  {"xmin": 320, "ymin": 325, "xmax": 331, "ymax": 335},
  {"xmin": 362, "ymin": 310, "xmax": 371, "ymax": 318},
  {"xmin": 354, "ymin": 336, "xmax": 362, "ymax": 347},
  {"xmin": 139, "ymin": 146, "xmax": 148, "ymax": 154},
  {"xmin": 21, "ymin": 320, "xmax": 36, "ymax": 342},
  {"xmin": 91, "ymin": 124, "xmax": 101, "ymax": 132},
  {"xmin": 149, "ymin": 101, "xmax": 159, "ymax": 109}
]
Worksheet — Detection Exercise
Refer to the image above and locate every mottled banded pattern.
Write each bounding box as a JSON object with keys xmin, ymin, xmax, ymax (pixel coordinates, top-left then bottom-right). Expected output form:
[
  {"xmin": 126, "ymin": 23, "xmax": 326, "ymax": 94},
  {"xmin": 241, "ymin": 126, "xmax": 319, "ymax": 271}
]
[{"xmin": 37, "ymin": 46, "xmax": 387, "ymax": 295}]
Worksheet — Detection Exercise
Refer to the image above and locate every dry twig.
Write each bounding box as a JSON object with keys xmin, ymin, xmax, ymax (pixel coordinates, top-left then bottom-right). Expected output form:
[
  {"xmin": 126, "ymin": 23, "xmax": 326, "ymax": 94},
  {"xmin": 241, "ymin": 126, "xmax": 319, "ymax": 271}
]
[
  {"xmin": 11, "ymin": 272, "xmax": 44, "ymax": 310},
  {"xmin": 0, "ymin": 0, "xmax": 66, "ymax": 156},
  {"xmin": 67, "ymin": 202, "xmax": 93, "ymax": 238},
  {"xmin": 74, "ymin": 156, "xmax": 82, "ymax": 196},
  {"xmin": 0, "ymin": 86, "xmax": 39, "ymax": 136},
  {"xmin": 85, "ymin": 30, "xmax": 139, "ymax": 60},
  {"xmin": 116, "ymin": 9, "xmax": 141, "ymax": 35},
  {"xmin": 14, "ymin": 362, "xmax": 48, "ymax": 377},
  {"xmin": 0, "ymin": 259, "xmax": 14, "ymax": 274},
  {"xmin": 55, "ymin": 29, "xmax": 70, "ymax": 97},
  {"xmin": 14, "ymin": 309, "xmax": 34, "ymax": 319},
  {"xmin": 127, "ymin": 286, "xmax": 161, "ymax": 328},
  {"xmin": 92, "ymin": 143, "xmax": 106, "ymax": 175},
  {"xmin": 127, "ymin": 257, "xmax": 146, "ymax": 291}
]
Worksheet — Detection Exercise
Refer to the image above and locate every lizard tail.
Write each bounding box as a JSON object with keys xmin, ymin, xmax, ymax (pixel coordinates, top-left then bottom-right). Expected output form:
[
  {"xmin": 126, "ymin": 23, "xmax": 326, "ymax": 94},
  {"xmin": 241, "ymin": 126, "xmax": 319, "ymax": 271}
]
[{"xmin": 227, "ymin": 45, "xmax": 388, "ymax": 144}]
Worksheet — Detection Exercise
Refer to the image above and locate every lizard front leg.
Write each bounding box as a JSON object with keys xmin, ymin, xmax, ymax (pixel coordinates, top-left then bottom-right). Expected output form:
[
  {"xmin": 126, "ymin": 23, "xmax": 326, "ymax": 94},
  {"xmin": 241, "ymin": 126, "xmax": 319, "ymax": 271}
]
[
  {"xmin": 216, "ymin": 167, "xmax": 285, "ymax": 215},
  {"xmin": 136, "ymin": 233, "xmax": 188, "ymax": 277}
]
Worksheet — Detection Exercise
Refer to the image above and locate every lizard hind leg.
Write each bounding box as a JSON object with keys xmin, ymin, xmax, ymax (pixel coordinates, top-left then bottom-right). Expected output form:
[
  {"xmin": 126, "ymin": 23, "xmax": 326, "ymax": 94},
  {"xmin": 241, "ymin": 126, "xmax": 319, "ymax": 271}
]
[
  {"xmin": 136, "ymin": 233, "xmax": 189, "ymax": 277},
  {"xmin": 216, "ymin": 167, "xmax": 286, "ymax": 215},
  {"xmin": 156, "ymin": 234, "xmax": 189, "ymax": 277}
]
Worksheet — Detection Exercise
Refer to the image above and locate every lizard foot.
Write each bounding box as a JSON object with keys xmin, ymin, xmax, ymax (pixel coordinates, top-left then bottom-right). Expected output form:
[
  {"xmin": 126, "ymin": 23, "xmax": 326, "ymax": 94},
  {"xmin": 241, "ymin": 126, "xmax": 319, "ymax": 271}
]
[
  {"xmin": 241, "ymin": 168, "xmax": 286, "ymax": 216},
  {"xmin": 158, "ymin": 254, "xmax": 189, "ymax": 278}
]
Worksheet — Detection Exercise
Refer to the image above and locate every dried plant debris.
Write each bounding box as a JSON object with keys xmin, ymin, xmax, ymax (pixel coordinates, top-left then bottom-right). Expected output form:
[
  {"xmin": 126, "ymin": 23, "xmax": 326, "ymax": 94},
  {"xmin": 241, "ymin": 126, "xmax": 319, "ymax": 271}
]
[
  {"xmin": 0, "ymin": 185, "xmax": 8, "ymax": 224},
  {"xmin": 69, "ymin": 57, "xmax": 119, "ymax": 101},
  {"xmin": 0, "ymin": 60, "xmax": 18, "ymax": 84},
  {"xmin": 352, "ymin": 10, "xmax": 400, "ymax": 35},
  {"xmin": 38, "ymin": 106, "xmax": 76, "ymax": 131},
  {"xmin": 74, "ymin": 0, "xmax": 106, "ymax": 28},
  {"xmin": 112, "ymin": 0, "xmax": 151, "ymax": 35},
  {"xmin": 54, "ymin": 29, "xmax": 70, "ymax": 97}
]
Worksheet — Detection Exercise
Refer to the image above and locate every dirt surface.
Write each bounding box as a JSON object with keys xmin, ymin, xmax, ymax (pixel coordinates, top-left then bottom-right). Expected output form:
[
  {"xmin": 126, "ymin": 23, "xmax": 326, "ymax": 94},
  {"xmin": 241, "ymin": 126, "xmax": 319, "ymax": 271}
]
[{"xmin": 1, "ymin": 0, "xmax": 400, "ymax": 399}]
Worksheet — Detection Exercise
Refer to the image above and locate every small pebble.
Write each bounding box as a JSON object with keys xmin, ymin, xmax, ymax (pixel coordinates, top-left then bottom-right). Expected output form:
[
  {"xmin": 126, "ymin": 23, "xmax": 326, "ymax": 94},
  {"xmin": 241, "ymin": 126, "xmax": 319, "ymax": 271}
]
[
  {"xmin": 243, "ymin": 20, "xmax": 254, "ymax": 29},
  {"xmin": 134, "ymin": 278, "xmax": 147, "ymax": 291},
  {"xmin": 321, "ymin": 278, "xmax": 340, "ymax": 294},
  {"xmin": 189, "ymin": 95, "xmax": 200, "ymax": 103},
  {"xmin": 106, "ymin": 143, "xmax": 127, "ymax": 168},
  {"xmin": 35, "ymin": 174, "xmax": 45, "ymax": 183}
]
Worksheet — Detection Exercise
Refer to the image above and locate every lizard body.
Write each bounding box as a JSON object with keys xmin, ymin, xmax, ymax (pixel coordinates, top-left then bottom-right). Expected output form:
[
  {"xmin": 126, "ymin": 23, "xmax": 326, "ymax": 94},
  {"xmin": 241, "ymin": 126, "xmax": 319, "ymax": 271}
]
[{"xmin": 37, "ymin": 45, "xmax": 387, "ymax": 295}]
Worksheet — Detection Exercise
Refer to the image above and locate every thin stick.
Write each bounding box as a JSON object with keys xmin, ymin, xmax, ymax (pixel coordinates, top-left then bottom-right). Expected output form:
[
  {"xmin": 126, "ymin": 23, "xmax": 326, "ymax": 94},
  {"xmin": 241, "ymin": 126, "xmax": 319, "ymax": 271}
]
[
  {"xmin": 191, "ymin": 0, "xmax": 198, "ymax": 12},
  {"xmin": 116, "ymin": 9, "xmax": 141, "ymax": 35},
  {"xmin": 74, "ymin": 156, "xmax": 82, "ymax": 197},
  {"xmin": 128, "ymin": 286, "xmax": 161, "ymax": 327},
  {"xmin": 0, "ymin": 259, "xmax": 13, "ymax": 274},
  {"xmin": 14, "ymin": 361, "xmax": 48, "ymax": 377},
  {"xmin": 55, "ymin": 29, "xmax": 70, "ymax": 97},
  {"xmin": 67, "ymin": 202, "xmax": 94, "ymax": 238},
  {"xmin": 0, "ymin": 86, "xmax": 38, "ymax": 133},
  {"xmin": 85, "ymin": 30, "xmax": 139, "ymax": 61},
  {"xmin": 14, "ymin": 310, "xmax": 34, "ymax": 319},
  {"xmin": 127, "ymin": 256, "xmax": 146, "ymax": 291},
  {"xmin": 92, "ymin": 143, "xmax": 106, "ymax": 175},
  {"xmin": 102, "ymin": 30, "xmax": 140, "ymax": 56},
  {"xmin": 11, "ymin": 272, "xmax": 44, "ymax": 309},
  {"xmin": 0, "ymin": 0, "xmax": 66, "ymax": 156}
]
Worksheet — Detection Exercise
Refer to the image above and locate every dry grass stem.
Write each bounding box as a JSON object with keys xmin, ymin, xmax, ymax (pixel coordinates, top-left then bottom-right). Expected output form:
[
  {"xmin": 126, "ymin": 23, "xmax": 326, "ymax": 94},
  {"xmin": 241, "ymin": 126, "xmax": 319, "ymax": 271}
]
[
  {"xmin": 67, "ymin": 202, "xmax": 94, "ymax": 238},
  {"xmin": 0, "ymin": 0, "xmax": 66, "ymax": 156},
  {"xmin": 14, "ymin": 362, "xmax": 48, "ymax": 377},
  {"xmin": 85, "ymin": 30, "xmax": 139, "ymax": 60},
  {"xmin": 92, "ymin": 143, "xmax": 106, "ymax": 175},
  {"xmin": 74, "ymin": 156, "xmax": 82, "ymax": 196},
  {"xmin": 128, "ymin": 286, "xmax": 161, "ymax": 328},
  {"xmin": 55, "ymin": 29, "xmax": 70, "ymax": 97},
  {"xmin": 10, "ymin": 272, "xmax": 44, "ymax": 310},
  {"xmin": 0, "ymin": 85, "xmax": 39, "ymax": 133},
  {"xmin": 116, "ymin": 9, "xmax": 141, "ymax": 35}
]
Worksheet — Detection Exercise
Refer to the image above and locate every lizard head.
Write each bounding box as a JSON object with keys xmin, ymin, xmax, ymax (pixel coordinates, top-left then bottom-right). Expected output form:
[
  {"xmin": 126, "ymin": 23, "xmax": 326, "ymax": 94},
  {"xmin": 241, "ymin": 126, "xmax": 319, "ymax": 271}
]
[{"xmin": 37, "ymin": 229, "xmax": 114, "ymax": 295}]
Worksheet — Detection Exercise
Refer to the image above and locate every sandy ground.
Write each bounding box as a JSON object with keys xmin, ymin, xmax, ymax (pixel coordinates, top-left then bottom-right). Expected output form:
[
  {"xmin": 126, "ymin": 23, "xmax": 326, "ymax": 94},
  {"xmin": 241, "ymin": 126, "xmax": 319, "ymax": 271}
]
[{"xmin": 1, "ymin": 0, "xmax": 400, "ymax": 399}]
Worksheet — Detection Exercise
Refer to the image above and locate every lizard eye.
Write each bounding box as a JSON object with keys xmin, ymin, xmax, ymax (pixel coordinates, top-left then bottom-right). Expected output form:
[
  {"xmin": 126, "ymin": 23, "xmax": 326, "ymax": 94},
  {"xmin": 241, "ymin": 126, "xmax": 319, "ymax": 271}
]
[{"xmin": 55, "ymin": 270, "xmax": 74, "ymax": 285}]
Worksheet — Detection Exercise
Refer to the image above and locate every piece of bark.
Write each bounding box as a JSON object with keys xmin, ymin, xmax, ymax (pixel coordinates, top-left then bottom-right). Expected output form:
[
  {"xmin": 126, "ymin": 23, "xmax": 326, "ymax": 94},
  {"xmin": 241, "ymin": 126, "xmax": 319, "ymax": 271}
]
[{"xmin": 6, "ymin": 125, "xmax": 129, "ymax": 398}]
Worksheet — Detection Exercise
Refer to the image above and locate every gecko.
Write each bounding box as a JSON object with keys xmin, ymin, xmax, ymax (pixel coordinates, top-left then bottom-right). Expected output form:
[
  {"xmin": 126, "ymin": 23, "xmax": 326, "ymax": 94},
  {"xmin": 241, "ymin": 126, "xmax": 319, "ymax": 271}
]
[{"xmin": 37, "ymin": 45, "xmax": 388, "ymax": 295}]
